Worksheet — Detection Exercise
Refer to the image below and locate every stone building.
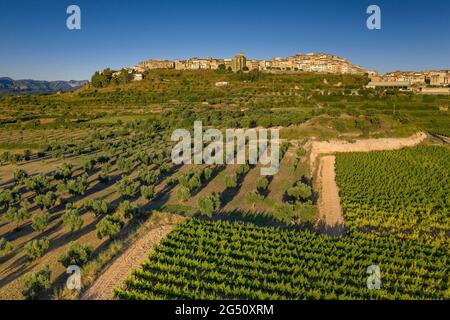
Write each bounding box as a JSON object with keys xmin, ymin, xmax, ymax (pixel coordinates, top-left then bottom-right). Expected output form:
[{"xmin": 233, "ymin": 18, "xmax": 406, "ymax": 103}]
[
  {"xmin": 429, "ymin": 72, "xmax": 450, "ymax": 86},
  {"xmin": 232, "ymin": 52, "xmax": 247, "ymax": 72},
  {"xmin": 133, "ymin": 52, "xmax": 368, "ymax": 74},
  {"xmin": 138, "ymin": 59, "xmax": 175, "ymax": 70}
]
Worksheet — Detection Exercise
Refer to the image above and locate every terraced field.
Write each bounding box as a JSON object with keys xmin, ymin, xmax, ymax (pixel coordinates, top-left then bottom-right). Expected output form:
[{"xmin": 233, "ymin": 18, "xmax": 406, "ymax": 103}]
[
  {"xmin": 115, "ymin": 145, "xmax": 449, "ymax": 300},
  {"xmin": 0, "ymin": 71, "xmax": 448, "ymax": 300}
]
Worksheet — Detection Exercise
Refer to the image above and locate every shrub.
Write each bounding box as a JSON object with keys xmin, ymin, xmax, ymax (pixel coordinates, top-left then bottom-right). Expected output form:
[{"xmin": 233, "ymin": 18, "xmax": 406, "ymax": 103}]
[
  {"xmin": 23, "ymin": 149, "xmax": 32, "ymax": 161},
  {"xmin": 24, "ymin": 238, "xmax": 50, "ymax": 261},
  {"xmin": 26, "ymin": 174, "xmax": 51, "ymax": 194},
  {"xmin": 225, "ymin": 174, "xmax": 238, "ymax": 189},
  {"xmin": 22, "ymin": 265, "xmax": 52, "ymax": 300},
  {"xmin": 178, "ymin": 174, "xmax": 190, "ymax": 188},
  {"xmin": 53, "ymin": 163, "xmax": 73, "ymax": 180},
  {"xmin": 0, "ymin": 188, "xmax": 20, "ymax": 209},
  {"xmin": 0, "ymin": 238, "xmax": 13, "ymax": 256},
  {"xmin": 98, "ymin": 172, "xmax": 110, "ymax": 183},
  {"xmin": 34, "ymin": 191, "xmax": 57, "ymax": 211},
  {"xmin": 82, "ymin": 158, "xmax": 97, "ymax": 172},
  {"xmin": 138, "ymin": 168, "xmax": 158, "ymax": 185},
  {"xmin": 236, "ymin": 163, "xmax": 250, "ymax": 176},
  {"xmin": 273, "ymin": 203, "xmax": 295, "ymax": 224},
  {"xmin": 203, "ymin": 167, "xmax": 213, "ymax": 181},
  {"xmin": 118, "ymin": 200, "xmax": 139, "ymax": 219},
  {"xmin": 96, "ymin": 215, "xmax": 124, "ymax": 239},
  {"xmin": 296, "ymin": 147, "xmax": 306, "ymax": 157},
  {"xmin": 58, "ymin": 242, "xmax": 93, "ymax": 268},
  {"xmin": 256, "ymin": 177, "xmax": 269, "ymax": 193},
  {"xmin": 176, "ymin": 186, "xmax": 191, "ymax": 202},
  {"xmin": 3, "ymin": 206, "xmax": 30, "ymax": 229},
  {"xmin": 85, "ymin": 199, "xmax": 109, "ymax": 217},
  {"xmin": 188, "ymin": 175, "xmax": 202, "ymax": 190},
  {"xmin": 287, "ymin": 182, "xmax": 312, "ymax": 202},
  {"xmin": 116, "ymin": 177, "xmax": 138, "ymax": 199},
  {"xmin": 31, "ymin": 212, "xmax": 50, "ymax": 233},
  {"xmin": 197, "ymin": 193, "xmax": 221, "ymax": 217},
  {"xmin": 61, "ymin": 207, "xmax": 84, "ymax": 232},
  {"xmin": 116, "ymin": 158, "xmax": 133, "ymax": 173},
  {"xmin": 245, "ymin": 191, "xmax": 264, "ymax": 204},
  {"xmin": 14, "ymin": 169, "xmax": 28, "ymax": 184},
  {"xmin": 64, "ymin": 174, "xmax": 89, "ymax": 196},
  {"xmin": 160, "ymin": 163, "xmax": 172, "ymax": 174},
  {"xmin": 140, "ymin": 185, "xmax": 156, "ymax": 200}
]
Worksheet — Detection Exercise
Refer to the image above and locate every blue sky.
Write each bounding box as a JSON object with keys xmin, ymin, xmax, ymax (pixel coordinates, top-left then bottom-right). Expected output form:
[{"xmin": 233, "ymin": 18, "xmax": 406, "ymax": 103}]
[{"xmin": 0, "ymin": 0, "xmax": 449, "ymax": 81}]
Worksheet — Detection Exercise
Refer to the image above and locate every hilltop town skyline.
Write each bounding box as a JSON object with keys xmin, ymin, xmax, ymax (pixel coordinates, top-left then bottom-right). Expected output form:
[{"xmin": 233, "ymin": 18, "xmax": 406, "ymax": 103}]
[
  {"xmin": 1, "ymin": 0, "xmax": 449, "ymax": 81},
  {"xmin": 2, "ymin": 50, "xmax": 449, "ymax": 83},
  {"xmin": 133, "ymin": 52, "xmax": 450, "ymax": 75}
]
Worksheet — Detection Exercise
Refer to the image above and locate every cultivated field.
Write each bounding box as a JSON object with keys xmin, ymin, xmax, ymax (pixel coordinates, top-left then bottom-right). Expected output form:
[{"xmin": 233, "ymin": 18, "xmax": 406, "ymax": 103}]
[{"xmin": 0, "ymin": 70, "xmax": 448, "ymax": 299}]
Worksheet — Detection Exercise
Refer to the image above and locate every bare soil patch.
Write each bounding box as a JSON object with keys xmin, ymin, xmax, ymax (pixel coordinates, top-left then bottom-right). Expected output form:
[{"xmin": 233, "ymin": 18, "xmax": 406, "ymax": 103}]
[
  {"xmin": 308, "ymin": 132, "xmax": 426, "ymax": 168},
  {"xmin": 317, "ymin": 156, "xmax": 344, "ymax": 237},
  {"xmin": 82, "ymin": 216, "xmax": 184, "ymax": 300}
]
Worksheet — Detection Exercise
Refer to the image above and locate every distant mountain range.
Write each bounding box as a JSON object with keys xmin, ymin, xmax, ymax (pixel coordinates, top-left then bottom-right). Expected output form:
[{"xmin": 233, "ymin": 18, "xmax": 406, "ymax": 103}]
[{"xmin": 0, "ymin": 77, "xmax": 88, "ymax": 95}]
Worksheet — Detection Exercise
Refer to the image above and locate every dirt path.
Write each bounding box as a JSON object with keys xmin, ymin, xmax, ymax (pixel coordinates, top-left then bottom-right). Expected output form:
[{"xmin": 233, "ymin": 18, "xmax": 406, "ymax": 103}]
[
  {"xmin": 317, "ymin": 156, "xmax": 344, "ymax": 236},
  {"xmin": 82, "ymin": 223, "xmax": 179, "ymax": 300},
  {"xmin": 309, "ymin": 132, "xmax": 427, "ymax": 168}
]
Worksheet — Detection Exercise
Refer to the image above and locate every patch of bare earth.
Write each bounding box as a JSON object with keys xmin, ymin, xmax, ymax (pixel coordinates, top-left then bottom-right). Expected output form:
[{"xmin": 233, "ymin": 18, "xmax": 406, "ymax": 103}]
[
  {"xmin": 82, "ymin": 217, "xmax": 184, "ymax": 300},
  {"xmin": 317, "ymin": 156, "xmax": 344, "ymax": 237},
  {"xmin": 309, "ymin": 132, "xmax": 427, "ymax": 167}
]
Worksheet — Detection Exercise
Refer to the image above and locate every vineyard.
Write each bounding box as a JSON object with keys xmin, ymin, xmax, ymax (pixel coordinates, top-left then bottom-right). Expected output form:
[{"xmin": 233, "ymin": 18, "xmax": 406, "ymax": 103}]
[
  {"xmin": 336, "ymin": 145, "xmax": 450, "ymax": 245},
  {"xmin": 114, "ymin": 217, "xmax": 448, "ymax": 300},
  {"xmin": 115, "ymin": 145, "xmax": 449, "ymax": 300},
  {"xmin": 0, "ymin": 70, "xmax": 448, "ymax": 300}
]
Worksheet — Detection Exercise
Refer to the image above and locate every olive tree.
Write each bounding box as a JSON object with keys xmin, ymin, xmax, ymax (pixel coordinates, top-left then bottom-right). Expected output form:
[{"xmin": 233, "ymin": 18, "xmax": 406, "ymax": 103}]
[
  {"xmin": 22, "ymin": 265, "xmax": 52, "ymax": 300},
  {"xmin": 58, "ymin": 242, "xmax": 93, "ymax": 268}
]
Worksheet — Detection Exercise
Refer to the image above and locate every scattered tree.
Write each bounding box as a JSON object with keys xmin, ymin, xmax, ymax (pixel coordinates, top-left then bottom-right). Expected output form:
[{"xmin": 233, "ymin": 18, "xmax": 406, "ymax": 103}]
[
  {"xmin": 61, "ymin": 207, "xmax": 84, "ymax": 232},
  {"xmin": 58, "ymin": 242, "xmax": 93, "ymax": 268},
  {"xmin": 14, "ymin": 169, "xmax": 28, "ymax": 184},
  {"xmin": 84, "ymin": 199, "xmax": 109, "ymax": 218},
  {"xmin": 34, "ymin": 191, "xmax": 57, "ymax": 211},
  {"xmin": 26, "ymin": 174, "xmax": 51, "ymax": 195},
  {"xmin": 3, "ymin": 206, "xmax": 30, "ymax": 230},
  {"xmin": 140, "ymin": 185, "xmax": 155, "ymax": 201},
  {"xmin": 31, "ymin": 212, "xmax": 50, "ymax": 233},
  {"xmin": 0, "ymin": 188, "xmax": 20, "ymax": 209},
  {"xmin": 225, "ymin": 174, "xmax": 238, "ymax": 189},
  {"xmin": 177, "ymin": 186, "xmax": 191, "ymax": 202},
  {"xmin": 22, "ymin": 265, "xmax": 52, "ymax": 300},
  {"xmin": 117, "ymin": 200, "xmax": 139, "ymax": 219},
  {"xmin": 96, "ymin": 215, "xmax": 124, "ymax": 239},
  {"xmin": 116, "ymin": 177, "xmax": 138, "ymax": 199},
  {"xmin": 197, "ymin": 193, "xmax": 221, "ymax": 217},
  {"xmin": 287, "ymin": 182, "xmax": 312, "ymax": 202},
  {"xmin": 24, "ymin": 238, "xmax": 50, "ymax": 261},
  {"xmin": 256, "ymin": 177, "xmax": 269, "ymax": 194},
  {"xmin": 0, "ymin": 238, "xmax": 13, "ymax": 257},
  {"xmin": 53, "ymin": 163, "xmax": 73, "ymax": 181}
]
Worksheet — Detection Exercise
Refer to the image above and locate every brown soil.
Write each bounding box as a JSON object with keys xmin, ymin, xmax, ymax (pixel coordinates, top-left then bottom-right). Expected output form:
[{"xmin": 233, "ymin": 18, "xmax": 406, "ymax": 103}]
[
  {"xmin": 309, "ymin": 132, "xmax": 427, "ymax": 168},
  {"xmin": 317, "ymin": 156, "xmax": 344, "ymax": 236},
  {"xmin": 82, "ymin": 218, "xmax": 184, "ymax": 300}
]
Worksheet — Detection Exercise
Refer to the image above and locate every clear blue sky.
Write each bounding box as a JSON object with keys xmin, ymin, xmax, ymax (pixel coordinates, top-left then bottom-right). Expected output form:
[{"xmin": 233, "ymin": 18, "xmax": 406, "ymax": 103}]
[{"xmin": 0, "ymin": 0, "xmax": 449, "ymax": 81}]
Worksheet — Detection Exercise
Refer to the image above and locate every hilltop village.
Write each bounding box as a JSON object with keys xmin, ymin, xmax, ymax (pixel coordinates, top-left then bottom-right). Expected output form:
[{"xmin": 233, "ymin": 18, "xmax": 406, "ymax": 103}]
[
  {"xmin": 100, "ymin": 51, "xmax": 449, "ymax": 94},
  {"xmin": 133, "ymin": 52, "xmax": 367, "ymax": 74}
]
